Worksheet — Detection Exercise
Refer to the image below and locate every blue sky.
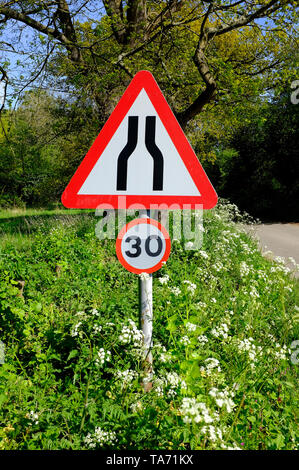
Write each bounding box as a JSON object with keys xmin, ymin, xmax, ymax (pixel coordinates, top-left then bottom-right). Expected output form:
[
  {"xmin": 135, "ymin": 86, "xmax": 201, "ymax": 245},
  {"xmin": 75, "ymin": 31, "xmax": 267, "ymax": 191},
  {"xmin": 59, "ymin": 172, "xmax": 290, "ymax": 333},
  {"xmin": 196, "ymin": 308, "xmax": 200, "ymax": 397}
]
[{"xmin": 0, "ymin": 1, "xmax": 104, "ymax": 108}]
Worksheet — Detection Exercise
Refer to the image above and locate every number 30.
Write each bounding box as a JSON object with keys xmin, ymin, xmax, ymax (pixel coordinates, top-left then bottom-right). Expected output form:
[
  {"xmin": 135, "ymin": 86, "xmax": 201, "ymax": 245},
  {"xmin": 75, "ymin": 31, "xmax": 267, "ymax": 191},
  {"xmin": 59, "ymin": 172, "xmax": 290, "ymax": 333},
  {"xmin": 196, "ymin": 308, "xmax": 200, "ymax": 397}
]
[{"xmin": 125, "ymin": 235, "xmax": 163, "ymax": 258}]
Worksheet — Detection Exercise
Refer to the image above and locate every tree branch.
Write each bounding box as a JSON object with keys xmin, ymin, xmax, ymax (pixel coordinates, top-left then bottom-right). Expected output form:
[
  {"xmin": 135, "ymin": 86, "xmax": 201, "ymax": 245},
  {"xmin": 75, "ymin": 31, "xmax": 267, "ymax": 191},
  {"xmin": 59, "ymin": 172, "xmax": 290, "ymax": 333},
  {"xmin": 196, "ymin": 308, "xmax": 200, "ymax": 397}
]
[
  {"xmin": 176, "ymin": 0, "xmax": 285, "ymax": 128},
  {"xmin": 0, "ymin": 64, "xmax": 8, "ymax": 114},
  {"xmin": 207, "ymin": 0, "xmax": 282, "ymax": 37},
  {"xmin": 0, "ymin": 2, "xmax": 81, "ymax": 61}
]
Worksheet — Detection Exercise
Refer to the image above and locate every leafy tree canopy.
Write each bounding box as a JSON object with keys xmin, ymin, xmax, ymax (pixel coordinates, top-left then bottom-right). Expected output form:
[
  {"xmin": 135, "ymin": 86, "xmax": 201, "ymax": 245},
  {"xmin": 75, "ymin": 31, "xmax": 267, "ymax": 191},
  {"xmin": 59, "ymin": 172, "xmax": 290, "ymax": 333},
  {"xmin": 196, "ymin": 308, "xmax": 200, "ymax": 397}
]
[{"xmin": 0, "ymin": 1, "xmax": 297, "ymax": 130}]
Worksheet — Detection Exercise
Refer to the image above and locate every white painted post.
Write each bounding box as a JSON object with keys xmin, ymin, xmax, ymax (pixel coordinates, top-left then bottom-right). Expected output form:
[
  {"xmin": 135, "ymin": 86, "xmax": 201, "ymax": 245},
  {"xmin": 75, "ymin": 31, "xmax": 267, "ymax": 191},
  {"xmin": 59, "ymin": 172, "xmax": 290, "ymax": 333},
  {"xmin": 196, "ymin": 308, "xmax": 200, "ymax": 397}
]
[{"xmin": 139, "ymin": 272, "xmax": 153, "ymax": 391}]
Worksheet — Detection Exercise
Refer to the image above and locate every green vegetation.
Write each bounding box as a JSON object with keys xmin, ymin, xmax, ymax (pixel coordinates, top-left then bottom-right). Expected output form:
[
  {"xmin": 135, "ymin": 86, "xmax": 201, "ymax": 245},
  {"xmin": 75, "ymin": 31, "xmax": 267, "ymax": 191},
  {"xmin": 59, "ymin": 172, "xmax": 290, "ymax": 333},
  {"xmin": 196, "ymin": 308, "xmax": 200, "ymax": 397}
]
[
  {"xmin": 0, "ymin": 2, "xmax": 298, "ymax": 221},
  {"xmin": 207, "ymin": 93, "xmax": 299, "ymax": 221},
  {"xmin": 0, "ymin": 203, "xmax": 298, "ymax": 450}
]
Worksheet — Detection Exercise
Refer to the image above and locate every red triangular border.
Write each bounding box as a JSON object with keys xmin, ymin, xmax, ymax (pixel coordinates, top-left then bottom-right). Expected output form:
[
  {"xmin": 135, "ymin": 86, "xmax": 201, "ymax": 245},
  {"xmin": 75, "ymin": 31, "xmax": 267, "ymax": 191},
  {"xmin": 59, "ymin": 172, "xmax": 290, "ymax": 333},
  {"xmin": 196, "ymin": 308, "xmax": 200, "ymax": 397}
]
[{"xmin": 61, "ymin": 70, "xmax": 218, "ymax": 209}]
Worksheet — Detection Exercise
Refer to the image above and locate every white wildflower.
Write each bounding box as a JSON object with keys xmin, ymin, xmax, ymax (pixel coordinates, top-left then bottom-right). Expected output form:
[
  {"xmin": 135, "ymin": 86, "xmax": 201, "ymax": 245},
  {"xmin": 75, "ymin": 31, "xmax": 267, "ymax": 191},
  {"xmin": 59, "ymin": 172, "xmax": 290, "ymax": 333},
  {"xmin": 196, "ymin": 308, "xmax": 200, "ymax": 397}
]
[
  {"xmin": 213, "ymin": 262, "xmax": 224, "ymax": 272},
  {"xmin": 115, "ymin": 369, "xmax": 138, "ymax": 388},
  {"xmin": 199, "ymin": 250, "xmax": 209, "ymax": 259},
  {"xmin": 211, "ymin": 322, "xmax": 229, "ymax": 340},
  {"xmin": 154, "ymin": 372, "xmax": 186, "ymax": 398},
  {"xmin": 130, "ymin": 401, "xmax": 143, "ymax": 413},
  {"xmin": 185, "ymin": 241, "xmax": 194, "ymax": 250},
  {"xmin": 71, "ymin": 321, "xmax": 82, "ymax": 337},
  {"xmin": 236, "ymin": 337, "xmax": 262, "ymax": 368},
  {"xmin": 200, "ymin": 357, "xmax": 221, "ymax": 375},
  {"xmin": 180, "ymin": 335, "xmax": 191, "ymax": 346},
  {"xmin": 209, "ymin": 388, "xmax": 236, "ymax": 413},
  {"xmin": 201, "ymin": 425, "xmax": 223, "ymax": 442},
  {"xmin": 93, "ymin": 325, "xmax": 102, "ymax": 334},
  {"xmin": 196, "ymin": 301, "xmax": 207, "ymax": 309},
  {"xmin": 26, "ymin": 410, "xmax": 39, "ymax": 425},
  {"xmin": 119, "ymin": 319, "xmax": 144, "ymax": 347},
  {"xmin": 91, "ymin": 308, "xmax": 100, "ymax": 316},
  {"xmin": 84, "ymin": 427, "xmax": 117, "ymax": 448},
  {"xmin": 180, "ymin": 398, "xmax": 214, "ymax": 424},
  {"xmin": 249, "ymin": 286, "xmax": 260, "ymax": 299},
  {"xmin": 159, "ymin": 275, "xmax": 169, "ymax": 285},
  {"xmin": 185, "ymin": 322, "xmax": 197, "ymax": 332},
  {"xmin": 95, "ymin": 348, "xmax": 111, "ymax": 367},
  {"xmin": 183, "ymin": 280, "xmax": 197, "ymax": 295},
  {"xmin": 169, "ymin": 287, "xmax": 181, "ymax": 296},
  {"xmin": 197, "ymin": 335, "xmax": 209, "ymax": 345},
  {"xmin": 240, "ymin": 261, "xmax": 250, "ymax": 277}
]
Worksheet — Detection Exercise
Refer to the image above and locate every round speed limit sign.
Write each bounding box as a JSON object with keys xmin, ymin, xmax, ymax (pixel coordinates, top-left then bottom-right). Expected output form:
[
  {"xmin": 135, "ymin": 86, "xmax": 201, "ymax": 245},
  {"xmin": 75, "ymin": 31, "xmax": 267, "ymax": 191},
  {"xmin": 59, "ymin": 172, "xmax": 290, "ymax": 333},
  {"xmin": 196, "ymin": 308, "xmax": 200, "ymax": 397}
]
[{"xmin": 116, "ymin": 218, "xmax": 171, "ymax": 274}]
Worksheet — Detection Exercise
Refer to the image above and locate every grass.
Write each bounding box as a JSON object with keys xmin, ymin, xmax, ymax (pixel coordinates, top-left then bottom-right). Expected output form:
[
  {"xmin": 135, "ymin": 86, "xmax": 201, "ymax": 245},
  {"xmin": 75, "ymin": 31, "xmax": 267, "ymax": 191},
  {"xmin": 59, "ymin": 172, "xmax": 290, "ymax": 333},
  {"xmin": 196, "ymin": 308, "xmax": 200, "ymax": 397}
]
[
  {"xmin": 0, "ymin": 207, "xmax": 92, "ymax": 250},
  {"xmin": 0, "ymin": 202, "xmax": 298, "ymax": 450}
]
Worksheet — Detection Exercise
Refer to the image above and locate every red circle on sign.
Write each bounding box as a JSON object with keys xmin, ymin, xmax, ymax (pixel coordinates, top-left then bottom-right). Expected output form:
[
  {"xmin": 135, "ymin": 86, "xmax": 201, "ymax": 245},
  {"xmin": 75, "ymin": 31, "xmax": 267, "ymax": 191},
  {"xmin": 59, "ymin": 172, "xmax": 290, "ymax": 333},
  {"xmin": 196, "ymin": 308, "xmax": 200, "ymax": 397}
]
[{"xmin": 116, "ymin": 218, "xmax": 171, "ymax": 274}]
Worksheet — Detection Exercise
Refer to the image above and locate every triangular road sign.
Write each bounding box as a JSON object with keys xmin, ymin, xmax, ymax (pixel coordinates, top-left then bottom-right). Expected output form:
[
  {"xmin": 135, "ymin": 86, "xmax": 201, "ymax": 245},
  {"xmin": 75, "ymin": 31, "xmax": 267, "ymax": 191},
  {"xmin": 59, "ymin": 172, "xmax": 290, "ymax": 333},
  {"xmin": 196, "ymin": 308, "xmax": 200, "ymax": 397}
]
[{"xmin": 61, "ymin": 70, "xmax": 217, "ymax": 209}]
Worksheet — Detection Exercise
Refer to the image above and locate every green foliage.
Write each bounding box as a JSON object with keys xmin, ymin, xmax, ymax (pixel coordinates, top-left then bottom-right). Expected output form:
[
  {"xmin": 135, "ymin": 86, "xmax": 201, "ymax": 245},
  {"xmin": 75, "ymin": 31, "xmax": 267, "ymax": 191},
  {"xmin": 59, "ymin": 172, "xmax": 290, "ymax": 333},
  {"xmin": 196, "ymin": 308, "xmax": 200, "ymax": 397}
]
[
  {"xmin": 0, "ymin": 204, "xmax": 298, "ymax": 449},
  {"xmin": 0, "ymin": 90, "xmax": 99, "ymax": 207},
  {"xmin": 209, "ymin": 93, "xmax": 299, "ymax": 221}
]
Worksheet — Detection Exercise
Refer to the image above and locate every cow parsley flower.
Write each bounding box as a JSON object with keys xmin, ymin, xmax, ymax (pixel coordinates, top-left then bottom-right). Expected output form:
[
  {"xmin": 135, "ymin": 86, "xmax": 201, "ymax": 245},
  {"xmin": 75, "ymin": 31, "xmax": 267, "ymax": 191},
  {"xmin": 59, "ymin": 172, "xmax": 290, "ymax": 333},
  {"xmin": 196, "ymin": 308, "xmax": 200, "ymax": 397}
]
[
  {"xmin": 91, "ymin": 308, "xmax": 100, "ymax": 317},
  {"xmin": 183, "ymin": 280, "xmax": 197, "ymax": 295},
  {"xmin": 200, "ymin": 357, "xmax": 221, "ymax": 375},
  {"xmin": 236, "ymin": 337, "xmax": 262, "ymax": 368},
  {"xmin": 211, "ymin": 322, "xmax": 229, "ymax": 340},
  {"xmin": 201, "ymin": 425, "xmax": 223, "ymax": 442},
  {"xmin": 185, "ymin": 322, "xmax": 197, "ymax": 332},
  {"xmin": 209, "ymin": 388, "xmax": 236, "ymax": 413},
  {"xmin": 240, "ymin": 261, "xmax": 250, "ymax": 277},
  {"xmin": 119, "ymin": 319, "xmax": 143, "ymax": 347},
  {"xmin": 26, "ymin": 410, "xmax": 39, "ymax": 425},
  {"xmin": 84, "ymin": 427, "xmax": 117, "ymax": 448},
  {"xmin": 180, "ymin": 335, "xmax": 191, "ymax": 346},
  {"xmin": 159, "ymin": 275, "xmax": 169, "ymax": 285},
  {"xmin": 130, "ymin": 401, "xmax": 143, "ymax": 413},
  {"xmin": 199, "ymin": 250, "xmax": 209, "ymax": 259},
  {"xmin": 180, "ymin": 398, "xmax": 214, "ymax": 424},
  {"xmin": 154, "ymin": 372, "xmax": 186, "ymax": 397},
  {"xmin": 71, "ymin": 321, "xmax": 82, "ymax": 337},
  {"xmin": 115, "ymin": 369, "xmax": 138, "ymax": 388},
  {"xmin": 95, "ymin": 348, "xmax": 111, "ymax": 367},
  {"xmin": 169, "ymin": 287, "xmax": 181, "ymax": 296},
  {"xmin": 198, "ymin": 334, "xmax": 209, "ymax": 345},
  {"xmin": 93, "ymin": 325, "xmax": 102, "ymax": 334}
]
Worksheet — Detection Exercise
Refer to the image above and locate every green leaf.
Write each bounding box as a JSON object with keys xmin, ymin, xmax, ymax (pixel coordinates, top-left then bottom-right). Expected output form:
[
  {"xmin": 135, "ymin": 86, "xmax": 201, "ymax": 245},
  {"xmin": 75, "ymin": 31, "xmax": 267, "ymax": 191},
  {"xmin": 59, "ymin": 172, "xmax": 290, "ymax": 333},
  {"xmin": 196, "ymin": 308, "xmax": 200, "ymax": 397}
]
[
  {"xmin": 67, "ymin": 350, "xmax": 78, "ymax": 361},
  {"xmin": 248, "ymin": 416, "xmax": 256, "ymax": 424},
  {"xmin": 166, "ymin": 314, "xmax": 178, "ymax": 333}
]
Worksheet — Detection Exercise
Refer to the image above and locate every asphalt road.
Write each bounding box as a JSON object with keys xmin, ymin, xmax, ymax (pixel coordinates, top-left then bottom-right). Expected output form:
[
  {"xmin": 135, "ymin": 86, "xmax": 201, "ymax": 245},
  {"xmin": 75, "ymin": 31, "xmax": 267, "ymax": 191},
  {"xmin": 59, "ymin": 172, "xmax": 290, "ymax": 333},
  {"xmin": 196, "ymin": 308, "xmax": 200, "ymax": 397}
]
[{"xmin": 246, "ymin": 223, "xmax": 299, "ymax": 278}]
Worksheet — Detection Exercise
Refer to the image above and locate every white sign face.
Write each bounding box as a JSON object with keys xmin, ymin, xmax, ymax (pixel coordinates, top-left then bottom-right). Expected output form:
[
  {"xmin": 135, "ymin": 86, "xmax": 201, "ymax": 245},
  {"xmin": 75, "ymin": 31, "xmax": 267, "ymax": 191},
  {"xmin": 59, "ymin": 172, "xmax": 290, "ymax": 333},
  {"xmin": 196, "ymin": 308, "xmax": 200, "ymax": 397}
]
[
  {"xmin": 78, "ymin": 89, "xmax": 200, "ymax": 197},
  {"xmin": 116, "ymin": 218, "xmax": 171, "ymax": 274}
]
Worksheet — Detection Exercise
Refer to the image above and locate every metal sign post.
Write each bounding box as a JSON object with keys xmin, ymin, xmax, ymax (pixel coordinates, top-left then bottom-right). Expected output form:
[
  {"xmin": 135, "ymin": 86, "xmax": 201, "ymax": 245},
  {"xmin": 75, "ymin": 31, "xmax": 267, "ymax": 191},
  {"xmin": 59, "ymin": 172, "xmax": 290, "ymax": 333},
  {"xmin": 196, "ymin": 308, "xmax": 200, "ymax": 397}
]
[{"xmin": 139, "ymin": 271, "xmax": 153, "ymax": 391}]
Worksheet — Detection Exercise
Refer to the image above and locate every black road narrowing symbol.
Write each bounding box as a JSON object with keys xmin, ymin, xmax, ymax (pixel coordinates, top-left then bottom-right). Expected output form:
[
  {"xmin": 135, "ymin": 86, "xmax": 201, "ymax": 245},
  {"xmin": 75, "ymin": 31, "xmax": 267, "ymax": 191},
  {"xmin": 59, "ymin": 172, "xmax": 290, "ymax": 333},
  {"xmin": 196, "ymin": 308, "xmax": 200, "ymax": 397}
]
[
  {"xmin": 116, "ymin": 116, "xmax": 138, "ymax": 191},
  {"xmin": 116, "ymin": 116, "xmax": 164, "ymax": 191},
  {"xmin": 145, "ymin": 116, "xmax": 164, "ymax": 191}
]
